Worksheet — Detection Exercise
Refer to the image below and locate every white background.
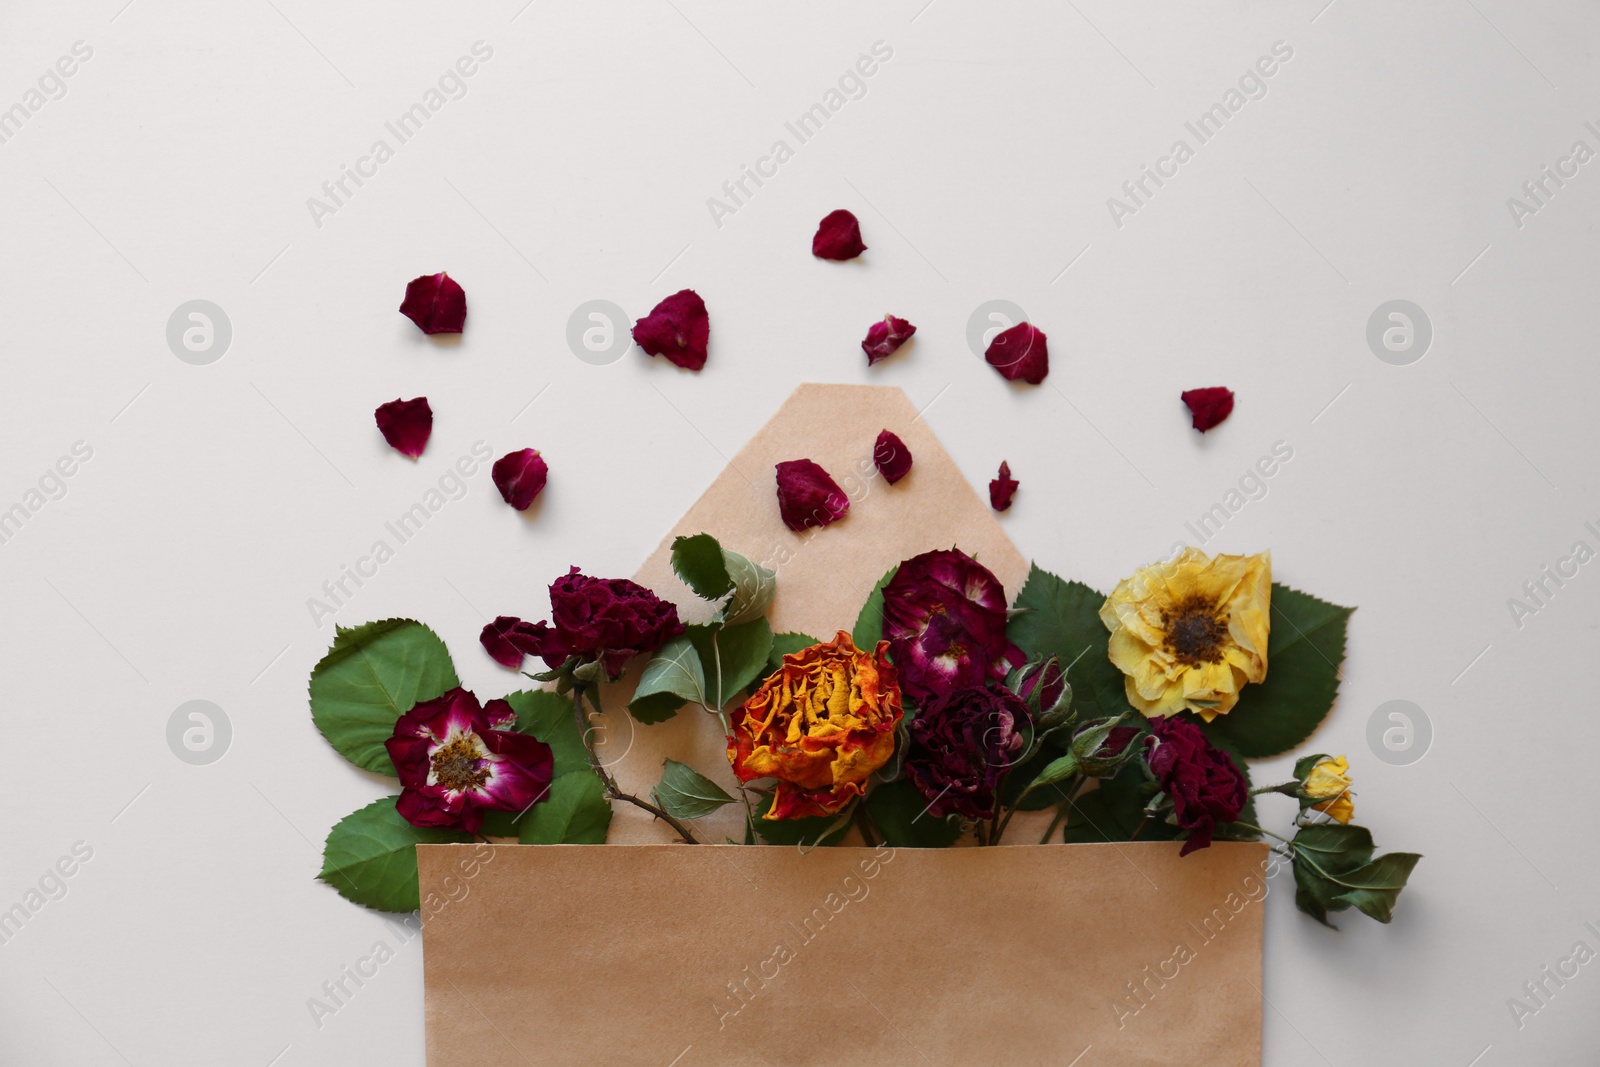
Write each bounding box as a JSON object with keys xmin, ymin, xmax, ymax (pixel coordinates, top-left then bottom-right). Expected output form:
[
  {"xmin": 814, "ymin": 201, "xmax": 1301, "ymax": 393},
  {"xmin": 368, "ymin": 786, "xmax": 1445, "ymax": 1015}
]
[{"xmin": 1, "ymin": 1, "xmax": 1596, "ymax": 1064}]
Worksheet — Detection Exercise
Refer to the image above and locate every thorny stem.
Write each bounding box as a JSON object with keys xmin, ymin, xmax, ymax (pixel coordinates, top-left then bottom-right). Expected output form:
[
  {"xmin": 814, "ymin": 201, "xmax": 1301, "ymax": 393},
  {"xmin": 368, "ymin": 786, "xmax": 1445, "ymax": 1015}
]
[{"xmin": 571, "ymin": 681, "xmax": 699, "ymax": 844}]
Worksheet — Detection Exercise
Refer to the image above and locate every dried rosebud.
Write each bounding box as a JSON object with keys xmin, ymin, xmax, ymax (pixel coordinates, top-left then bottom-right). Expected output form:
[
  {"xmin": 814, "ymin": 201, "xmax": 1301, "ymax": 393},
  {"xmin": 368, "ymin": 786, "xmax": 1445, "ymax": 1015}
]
[
  {"xmin": 631, "ymin": 289, "xmax": 709, "ymax": 371},
  {"xmin": 374, "ymin": 397, "xmax": 432, "ymax": 459},
  {"xmin": 492, "ymin": 449, "xmax": 548, "ymax": 511},
  {"xmin": 906, "ymin": 685, "xmax": 1032, "ymax": 820},
  {"xmin": 774, "ymin": 458, "xmax": 849, "ymax": 531},
  {"xmin": 862, "ymin": 315, "xmax": 915, "ymax": 365},
  {"xmin": 812, "ymin": 209, "xmax": 866, "ymax": 260},
  {"xmin": 1016, "ymin": 657, "xmax": 1070, "ymax": 726},
  {"xmin": 1181, "ymin": 387, "xmax": 1235, "ymax": 432},
  {"xmin": 990, "ymin": 461, "xmax": 1018, "ymax": 512},
  {"xmin": 1146, "ymin": 716, "xmax": 1247, "ymax": 856},
  {"xmin": 399, "ymin": 272, "xmax": 467, "ymax": 334},
  {"xmin": 873, "ymin": 429, "xmax": 913, "ymax": 485},
  {"xmin": 984, "ymin": 322, "xmax": 1048, "ymax": 384}
]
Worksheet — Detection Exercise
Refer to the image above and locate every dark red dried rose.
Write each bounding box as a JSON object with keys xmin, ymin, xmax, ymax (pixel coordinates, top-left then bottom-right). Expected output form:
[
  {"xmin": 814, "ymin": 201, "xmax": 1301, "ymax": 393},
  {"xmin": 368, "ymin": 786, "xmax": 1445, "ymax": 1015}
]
[
  {"xmin": 480, "ymin": 615, "xmax": 546, "ymax": 669},
  {"xmin": 374, "ymin": 397, "xmax": 432, "ymax": 459},
  {"xmin": 1181, "ymin": 387, "xmax": 1235, "ymax": 432},
  {"xmin": 506, "ymin": 567, "xmax": 685, "ymax": 678},
  {"xmin": 1104, "ymin": 726, "xmax": 1141, "ymax": 757},
  {"xmin": 862, "ymin": 315, "xmax": 915, "ymax": 366},
  {"xmin": 905, "ymin": 685, "xmax": 1032, "ymax": 821},
  {"xmin": 632, "ymin": 289, "xmax": 709, "ymax": 371},
  {"xmin": 812, "ymin": 209, "xmax": 866, "ymax": 260},
  {"xmin": 492, "ymin": 449, "xmax": 548, "ymax": 511},
  {"xmin": 1146, "ymin": 716, "xmax": 1247, "ymax": 856},
  {"xmin": 873, "ymin": 430, "xmax": 913, "ymax": 485},
  {"xmin": 984, "ymin": 322, "xmax": 1048, "ymax": 384},
  {"xmin": 989, "ymin": 461, "xmax": 1018, "ymax": 512},
  {"xmin": 774, "ymin": 459, "xmax": 849, "ymax": 532},
  {"xmin": 399, "ymin": 272, "xmax": 467, "ymax": 334},
  {"xmin": 881, "ymin": 548, "xmax": 1023, "ymax": 705}
]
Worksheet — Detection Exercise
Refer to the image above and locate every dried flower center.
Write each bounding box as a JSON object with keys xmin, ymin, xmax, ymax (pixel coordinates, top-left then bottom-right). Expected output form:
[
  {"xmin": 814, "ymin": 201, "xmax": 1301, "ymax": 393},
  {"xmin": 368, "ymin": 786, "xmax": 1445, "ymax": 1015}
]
[
  {"xmin": 430, "ymin": 736, "xmax": 491, "ymax": 793},
  {"xmin": 1162, "ymin": 597, "xmax": 1229, "ymax": 666}
]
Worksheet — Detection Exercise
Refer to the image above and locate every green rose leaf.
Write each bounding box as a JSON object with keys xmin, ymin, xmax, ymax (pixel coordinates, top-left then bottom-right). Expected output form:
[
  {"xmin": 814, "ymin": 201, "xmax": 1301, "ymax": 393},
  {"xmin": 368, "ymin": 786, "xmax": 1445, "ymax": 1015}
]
[
  {"xmin": 852, "ymin": 566, "xmax": 897, "ymax": 650},
  {"xmin": 1204, "ymin": 584, "xmax": 1354, "ymax": 759},
  {"xmin": 628, "ymin": 635, "xmax": 707, "ymax": 724},
  {"xmin": 767, "ymin": 631, "xmax": 821, "ymax": 675},
  {"xmin": 500, "ymin": 689, "xmax": 590, "ymax": 777},
  {"xmin": 318, "ymin": 799, "xmax": 468, "ymax": 913},
  {"xmin": 1060, "ymin": 763, "xmax": 1180, "ymax": 844},
  {"xmin": 309, "ymin": 619, "xmax": 460, "ymax": 774},
  {"xmin": 688, "ymin": 618, "xmax": 774, "ymax": 707},
  {"xmin": 751, "ymin": 793, "xmax": 853, "ymax": 847},
  {"xmin": 864, "ymin": 779, "xmax": 962, "ymax": 848},
  {"xmin": 1007, "ymin": 567, "xmax": 1129, "ymax": 722},
  {"xmin": 654, "ymin": 758, "xmax": 737, "ymax": 820},
  {"xmin": 721, "ymin": 550, "xmax": 777, "ymax": 627},
  {"xmin": 519, "ymin": 772, "xmax": 612, "ymax": 844},
  {"xmin": 671, "ymin": 533, "xmax": 733, "ymax": 601},
  {"xmin": 1291, "ymin": 822, "xmax": 1419, "ymax": 925}
]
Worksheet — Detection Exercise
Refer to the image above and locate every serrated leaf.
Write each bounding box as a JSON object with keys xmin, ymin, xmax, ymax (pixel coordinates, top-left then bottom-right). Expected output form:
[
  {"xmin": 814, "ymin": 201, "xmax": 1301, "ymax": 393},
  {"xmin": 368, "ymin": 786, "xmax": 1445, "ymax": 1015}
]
[
  {"xmin": 500, "ymin": 689, "xmax": 588, "ymax": 777},
  {"xmin": 721, "ymin": 551, "xmax": 776, "ymax": 626},
  {"xmin": 852, "ymin": 566, "xmax": 897, "ymax": 650},
  {"xmin": 654, "ymin": 758, "xmax": 736, "ymax": 819},
  {"xmin": 518, "ymin": 772, "xmax": 612, "ymax": 844},
  {"xmin": 1329, "ymin": 852, "xmax": 1422, "ymax": 924},
  {"xmin": 864, "ymin": 779, "xmax": 962, "ymax": 848},
  {"xmin": 1204, "ymin": 585, "xmax": 1353, "ymax": 758},
  {"xmin": 751, "ymin": 792, "xmax": 852, "ymax": 847},
  {"xmin": 318, "ymin": 799, "xmax": 468, "ymax": 912},
  {"xmin": 671, "ymin": 533, "xmax": 733, "ymax": 601},
  {"xmin": 309, "ymin": 619, "xmax": 460, "ymax": 774},
  {"xmin": 629, "ymin": 636, "xmax": 706, "ymax": 723},
  {"xmin": 767, "ymin": 632, "xmax": 820, "ymax": 674},
  {"xmin": 688, "ymin": 619, "xmax": 774, "ymax": 707},
  {"xmin": 1007, "ymin": 567, "xmax": 1129, "ymax": 722}
]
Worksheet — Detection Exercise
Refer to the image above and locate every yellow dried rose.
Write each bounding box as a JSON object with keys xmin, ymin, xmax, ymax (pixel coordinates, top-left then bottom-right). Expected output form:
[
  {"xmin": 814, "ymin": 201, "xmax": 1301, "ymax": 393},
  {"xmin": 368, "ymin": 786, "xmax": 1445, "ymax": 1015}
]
[
  {"xmin": 1303, "ymin": 755, "xmax": 1354, "ymax": 824},
  {"xmin": 1098, "ymin": 547, "xmax": 1271, "ymax": 721}
]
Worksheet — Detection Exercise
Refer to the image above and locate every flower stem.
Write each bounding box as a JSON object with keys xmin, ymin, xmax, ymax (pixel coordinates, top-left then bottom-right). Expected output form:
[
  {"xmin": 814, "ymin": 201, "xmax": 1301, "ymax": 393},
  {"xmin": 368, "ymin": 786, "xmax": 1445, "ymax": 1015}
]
[
  {"xmin": 1230, "ymin": 820, "xmax": 1291, "ymax": 844},
  {"xmin": 1039, "ymin": 802, "xmax": 1071, "ymax": 844},
  {"xmin": 853, "ymin": 802, "xmax": 879, "ymax": 848},
  {"xmin": 570, "ymin": 682, "xmax": 700, "ymax": 844}
]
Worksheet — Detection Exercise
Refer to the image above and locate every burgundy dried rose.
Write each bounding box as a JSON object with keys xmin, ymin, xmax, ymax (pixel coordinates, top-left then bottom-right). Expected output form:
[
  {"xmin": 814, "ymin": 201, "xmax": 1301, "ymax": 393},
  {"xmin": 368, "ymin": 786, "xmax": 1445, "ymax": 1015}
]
[
  {"xmin": 873, "ymin": 430, "xmax": 913, "ymax": 485},
  {"xmin": 385, "ymin": 688, "xmax": 553, "ymax": 834},
  {"xmin": 492, "ymin": 449, "xmax": 548, "ymax": 511},
  {"xmin": 632, "ymin": 289, "xmax": 709, "ymax": 371},
  {"xmin": 990, "ymin": 461, "xmax": 1018, "ymax": 512},
  {"xmin": 862, "ymin": 315, "xmax": 915, "ymax": 365},
  {"xmin": 374, "ymin": 397, "xmax": 432, "ymax": 459},
  {"xmin": 812, "ymin": 209, "xmax": 866, "ymax": 260},
  {"xmin": 905, "ymin": 685, "xmax": 1032, "ymax": 821},
  {"xmin": 774, "ymin": 459, "xmax": 849, "ymax": 531},
  {"xmin": 501, "ymin": 567, "xmax": 685, "ymax": 678},
  {"xmin": 1146, "ymin": 716, "xmax": 1247, "ymax": 856},
  {"xmin": 881, "ymin": 548, "xmax": 1023, "ymax": 705},
  {"xmin": 984, "ymin": 322, "xmax": 1048, "ymax": 384},
  {"xmin": 399, "ymin": 272, "xmax": 467, "ymax": 334},
  {"xmin": 1181, "ymin": 387, "xmax": 1235, "ymax": 432}
]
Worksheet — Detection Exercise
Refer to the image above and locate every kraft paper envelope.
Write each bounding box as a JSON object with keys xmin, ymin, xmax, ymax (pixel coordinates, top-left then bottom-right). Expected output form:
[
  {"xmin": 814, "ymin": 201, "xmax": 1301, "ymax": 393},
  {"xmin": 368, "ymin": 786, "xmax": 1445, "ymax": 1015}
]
[{"xmin": 418, "ymin": 383, "xmax": 1265, "ymax": 1064}]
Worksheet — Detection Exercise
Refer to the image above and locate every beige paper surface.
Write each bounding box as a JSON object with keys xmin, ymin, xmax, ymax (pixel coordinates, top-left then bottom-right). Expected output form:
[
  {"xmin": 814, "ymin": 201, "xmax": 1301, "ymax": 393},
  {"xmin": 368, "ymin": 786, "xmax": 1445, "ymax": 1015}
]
[{"xmin": 420, "ymin": 842, "xmax": 1266, "ymax": 1066}]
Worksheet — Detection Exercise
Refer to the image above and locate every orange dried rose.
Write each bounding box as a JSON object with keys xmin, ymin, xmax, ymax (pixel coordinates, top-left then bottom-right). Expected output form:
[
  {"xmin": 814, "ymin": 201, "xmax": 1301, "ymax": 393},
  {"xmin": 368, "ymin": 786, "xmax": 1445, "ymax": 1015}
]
[{"xmin": 727, "ymin": 631, "xmax": 903, "ymax": 820}]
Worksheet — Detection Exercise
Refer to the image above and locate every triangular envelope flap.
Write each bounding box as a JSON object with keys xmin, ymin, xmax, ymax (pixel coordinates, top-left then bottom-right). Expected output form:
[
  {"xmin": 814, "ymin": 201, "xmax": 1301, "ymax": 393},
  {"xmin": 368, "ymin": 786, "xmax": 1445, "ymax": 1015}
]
[{"xmin": 597, "ymin": 382, "xmax": 1028, "ymax": 843}]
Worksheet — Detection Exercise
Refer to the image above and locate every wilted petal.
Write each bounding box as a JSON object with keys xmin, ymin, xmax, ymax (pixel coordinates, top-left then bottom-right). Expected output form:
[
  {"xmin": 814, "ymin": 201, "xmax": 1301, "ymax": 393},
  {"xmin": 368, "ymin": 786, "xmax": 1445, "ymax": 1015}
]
[
  {"xmin": 632, "ymin": 289, "xmax": 709, "ymax": 371},
  {"xmin": 990, "ymin": 460, "xmax": 1018, "ymax": 512},
  {"xmin": 984, "ymin": 322, "xmax": 1048, "ymax": 384},
  {"xmin": 374, "ymin": 397, "xmax": 433, "ymax": 458},
  {"xmin": 873, "ymin": 429, "xmax": 913, "ymax": 484},
  {"xmin": 1181, "ymin": 387, "xmax": 1235, "ymax": 432},
  {"xmin": 399, "ymin": 272, "xmax": 467, "ymax": 334},
  {"xmin": 492, "ymin": 449, "xmax": 548, "ymax": 511},
  {"xmin": 480, "ymin": 615, "xmax": 541, "ymax": 668},
  {"xmin": 812, "ymin": 209, "xmax": 866, "ymax": 260},
  {"xmin": 774, "ymin": 459, "xmax": 849, "ymax": 531},
  {"xmin": 862, "ymin": 314, "xmax": 915, "ymax": 366}
]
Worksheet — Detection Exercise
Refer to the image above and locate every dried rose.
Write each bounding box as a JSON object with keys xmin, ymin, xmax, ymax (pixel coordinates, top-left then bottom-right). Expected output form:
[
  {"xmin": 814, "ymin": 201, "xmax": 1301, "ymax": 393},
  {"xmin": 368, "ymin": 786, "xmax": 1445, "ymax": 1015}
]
[
  {"xmin": 862, "ymin": 315, "xmax": 915, "ymax": 365},
  {"xmin": 1181, "ymin": 387, "xmax": 1235, "ymax": 432},
  {"xmin": 990, "ymin": 460, "xmax": 1018, "ymax": 512},
  {"xmin": 511, "ymin": 567, "xmax": 685, "ymax": 678},
  {"xmin": 812, "ymin": 209, "xmax": 866, "ymax": 260},
  {"xmin": 774, "ymin": 458, "xmax": 849, "ymax": 531},
  {"xmin": 873, "ymin": 430, "xmax": 913, "ymax": 485},
  {"xmin": 905, "ymin": 685, "xmax": 1031, "ymax": 820},
  {"xmin": 384, "ymin": 688, "xmax": 553, "ymax": 833},
  {"xmin": 984, "ymin": 322, "xmax": 1048, "ymax": 384},
  {"xmin": 631, "ymin": 289, "xmax": 709, "ymax": 371},
  {"xmin": 1146, "ymin": 716, "xmax": 1247, "ymax": 856},
  {"xmin": 399, "ymin": 272, "xmax": 467, "ymax": 334},
  {"xmin": 881, "ymin": 548, "xmax": 1023, "ymax": 705},
  {"xmin": 374, "ymin": 397, "xmax": 432, "ymax": 459},
  {"xmin": 492, "ymin": 449, "xmax": 548, "ymax": 511}
]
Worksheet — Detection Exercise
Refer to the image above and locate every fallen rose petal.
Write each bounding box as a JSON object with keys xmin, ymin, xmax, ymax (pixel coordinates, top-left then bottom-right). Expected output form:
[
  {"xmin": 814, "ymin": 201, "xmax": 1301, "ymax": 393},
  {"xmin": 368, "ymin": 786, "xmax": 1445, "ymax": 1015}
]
[
  {"xmin": 374, "ymin": 397, "xmax": 433, "ymax": 458},
  {"xmin": 990, "ymin": 460, "xmax": 1018, "ymax": 512},
  {"xmin": 862, "ymin": 315, "xmax": 916, "ymax": 366},
  {"xmin": 480, "ymin": 615, "xmax": 537, "ymax": 668},
  {"xmin": 812, "ymin": 209, "xmax": 866, "ymax": 260},
  {"xmin": 631, "ymin": 289, "xmax": 709, "ymax": 371},
  {"xmin": 873, "ymin": 430, "xmax": 913, "ymax": 484},
  {"xmin": 492, "ymin": 449, "xmax": 548, "ymax": 511},
  {"xmin": 984, "ymin": 322, "xmax": 1048, "ymax": 384},
  {"xmin": 1181, "ymin": 386, "xmax": 1235, "ymax": 432},
  {"xmin": 399, "ymin": 272, "xmax": 467, "ymax": 334},
  {"xmin": 775, "ymin": 459, "xmax": 849, "ymax": 531}
]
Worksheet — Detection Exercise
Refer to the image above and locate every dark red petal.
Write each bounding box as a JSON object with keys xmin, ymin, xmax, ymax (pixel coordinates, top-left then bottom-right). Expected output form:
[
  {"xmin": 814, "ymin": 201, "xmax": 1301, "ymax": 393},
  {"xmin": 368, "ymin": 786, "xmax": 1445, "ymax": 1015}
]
[
  {"xmin": 862, "ymin": 315, "xmax": 916, "ymax": 366},
  {"xmin": 774, "ymin": 459, "xmax": 850, "ymax": 531},
  {"xmin": 399, "ymin": 272, "xmax": 466, "ymax": 334},
  {"xmin": 984, "ymin": 322, "xmax": 1049, "ymax": 385},
  {"xmin": 373, "ymin": 397, "xmax": 432, "ymax": 458},
  {"xmin": 812, "ymin": 209, "xmax": 866, "ymax": 260},
  {"xmin": 873, "ymin": 429, "xmax": 913, "ymax": 485},
  {"xmin": 989, "ymin": 461, "xmax": 1018, "ymax": 512},
  {"xmin": 1181, "ymin": 387, "xmax": 1235, "ymax": 432},
  {"xmin": 480, "ymin": 616, "xmax": 532, "ymax": 668},
  {"xmin": 492, "ymin": 449, "xmax": 548, "ymax": 511},
  {"xmin": 631, "ymin": 289, "xmax": 709, "ymax": 371}
]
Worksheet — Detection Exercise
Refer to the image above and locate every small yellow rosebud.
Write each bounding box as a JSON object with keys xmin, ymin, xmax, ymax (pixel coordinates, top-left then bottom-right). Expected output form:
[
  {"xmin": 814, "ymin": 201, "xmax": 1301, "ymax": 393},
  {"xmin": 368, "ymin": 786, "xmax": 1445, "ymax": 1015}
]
[{"xmin": 1304, "ymin": 755, "xmax": 1354, "ymax": 824}]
